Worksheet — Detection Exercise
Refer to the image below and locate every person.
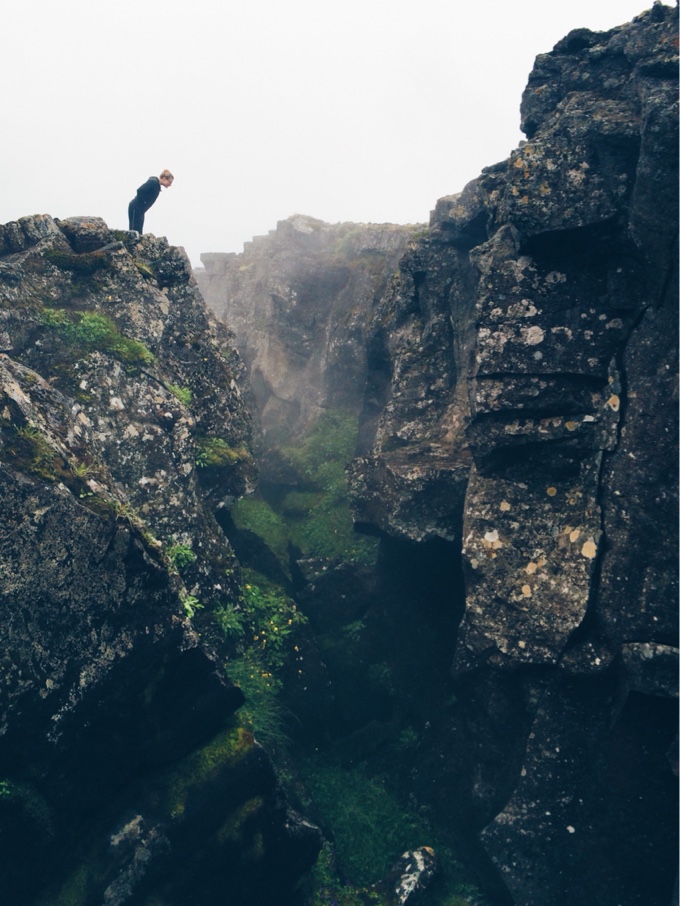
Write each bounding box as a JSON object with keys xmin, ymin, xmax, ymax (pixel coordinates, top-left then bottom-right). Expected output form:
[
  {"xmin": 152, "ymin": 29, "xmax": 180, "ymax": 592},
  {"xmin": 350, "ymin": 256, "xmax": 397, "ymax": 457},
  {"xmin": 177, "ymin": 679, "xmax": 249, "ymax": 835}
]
[{"xmin": 128, "ymin": 169, "xmax": 174, "ymax": 234}]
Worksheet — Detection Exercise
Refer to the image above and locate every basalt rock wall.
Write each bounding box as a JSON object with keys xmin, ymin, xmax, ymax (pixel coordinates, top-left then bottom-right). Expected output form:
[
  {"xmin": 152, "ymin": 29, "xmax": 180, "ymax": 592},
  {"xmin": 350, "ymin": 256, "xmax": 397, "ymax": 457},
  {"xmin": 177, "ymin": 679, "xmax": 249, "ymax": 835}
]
[
  {"xmin": 0, "ymin": 216, "xmax": 320, "ymax": 904},
  {"xmin": 199, "ymin": 5, "xmax": 678, "ymax": 905},
  {"xmin": 350, "ymin": 5, "xmax": 678, "ymax": 905}
]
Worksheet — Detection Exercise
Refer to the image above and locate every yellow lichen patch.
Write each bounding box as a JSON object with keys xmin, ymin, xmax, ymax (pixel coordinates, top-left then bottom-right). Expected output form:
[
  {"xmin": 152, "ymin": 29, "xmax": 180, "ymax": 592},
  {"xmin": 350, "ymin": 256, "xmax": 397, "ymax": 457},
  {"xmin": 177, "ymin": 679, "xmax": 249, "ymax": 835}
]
[
  {"xmin": 521, "ymin": 585, "xmax": 532, "ymax": 597},
  {"xmin": 483, "ymin": 529, "xmax": 503, "ymax": 549},
  {"xmin": 569, "ymin": 529, "xmax": 581, "ymax": 542},
  {"xmin": 500, "ymin": 500, "xmax": 511, "ymax": 512},
  {"xmin": 546, "ymin": 486, "xmax": 557, "ymax": 497},
  {"xmin": 565, "ymin": 421, "xmax": 578, "ymax": 432},
  {"xmin": 581, "ymin": 539, "xmax": 597, "ymax": 559},
  {"xmin": 607, "ymin": 394, "xmax": 620, "ymax": 411},
  {"xmin": 525, "ymin": 562, "xmax": 538, "ymax": 575}
]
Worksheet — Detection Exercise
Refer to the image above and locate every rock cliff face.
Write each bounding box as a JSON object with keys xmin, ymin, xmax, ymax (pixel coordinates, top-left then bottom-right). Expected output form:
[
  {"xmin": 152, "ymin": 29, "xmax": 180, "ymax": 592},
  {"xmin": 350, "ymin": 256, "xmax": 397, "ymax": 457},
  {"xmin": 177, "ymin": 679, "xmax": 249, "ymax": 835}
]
[
  {"xmin": 353, "ymin": 6, "xmax": 679, "ymax": 904},
  {"xmin": 0, "ymin": 217, "xmax": 319, "ymax": 904},
  {"xmin": 200, "ymin": 6, "xmax": 678, "ymax": 905}
]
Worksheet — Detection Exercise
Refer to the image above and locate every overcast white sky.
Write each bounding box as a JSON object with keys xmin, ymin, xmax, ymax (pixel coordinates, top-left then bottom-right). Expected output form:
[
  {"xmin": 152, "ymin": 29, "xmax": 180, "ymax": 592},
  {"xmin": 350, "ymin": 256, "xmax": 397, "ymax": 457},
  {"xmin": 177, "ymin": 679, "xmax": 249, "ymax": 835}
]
[{"xmin": 2, "ymin": 1, "xmax": 666, "ymax": 268}]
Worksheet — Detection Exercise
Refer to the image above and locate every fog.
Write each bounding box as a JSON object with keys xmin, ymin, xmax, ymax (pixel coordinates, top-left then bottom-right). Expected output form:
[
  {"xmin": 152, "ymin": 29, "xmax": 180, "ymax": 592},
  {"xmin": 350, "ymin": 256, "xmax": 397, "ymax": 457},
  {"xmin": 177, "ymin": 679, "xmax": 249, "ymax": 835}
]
[{"xmin": 2, "ymin": 0, "xmax": 662, "ymax": 267}]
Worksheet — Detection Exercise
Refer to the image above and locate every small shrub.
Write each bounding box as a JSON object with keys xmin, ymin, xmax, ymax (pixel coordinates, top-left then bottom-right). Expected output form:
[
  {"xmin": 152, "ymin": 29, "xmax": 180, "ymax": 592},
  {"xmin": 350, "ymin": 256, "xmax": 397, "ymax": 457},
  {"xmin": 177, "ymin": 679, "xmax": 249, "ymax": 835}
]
[
  {"xmin": 227, "ymin": 653, "xmax": 290, "ymax": 751},
  {"xmin": 240, "ymin": 573, "xmax": 306, "ymax": 672},
  {"xmin": 181, "ymin": 592, "xmax": 203, "ymax": 619},
  {"xmin": 215, "ymin": 605, "xmax": 246, "ymax": 639},
  {"xmin": 166, "ymin": 543, "xmax": 196, "ymax": 570}
]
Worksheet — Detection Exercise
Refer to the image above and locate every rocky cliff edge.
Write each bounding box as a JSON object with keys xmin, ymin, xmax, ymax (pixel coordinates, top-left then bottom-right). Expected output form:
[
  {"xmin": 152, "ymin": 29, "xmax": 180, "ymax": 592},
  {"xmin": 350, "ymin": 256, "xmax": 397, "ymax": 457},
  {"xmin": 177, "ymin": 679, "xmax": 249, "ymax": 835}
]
[{"xmin": 0, "ymin": 216, "xmax": 319, "ymax": 904}]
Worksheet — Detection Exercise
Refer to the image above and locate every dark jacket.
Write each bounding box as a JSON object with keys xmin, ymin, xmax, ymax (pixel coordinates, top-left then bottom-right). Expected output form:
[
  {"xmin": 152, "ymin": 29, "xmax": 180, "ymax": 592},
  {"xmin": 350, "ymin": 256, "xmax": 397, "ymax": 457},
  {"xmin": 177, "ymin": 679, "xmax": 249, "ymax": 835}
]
[{"xmin": 130, "ymin": 176, "xmax": 161, "ymax": 213}]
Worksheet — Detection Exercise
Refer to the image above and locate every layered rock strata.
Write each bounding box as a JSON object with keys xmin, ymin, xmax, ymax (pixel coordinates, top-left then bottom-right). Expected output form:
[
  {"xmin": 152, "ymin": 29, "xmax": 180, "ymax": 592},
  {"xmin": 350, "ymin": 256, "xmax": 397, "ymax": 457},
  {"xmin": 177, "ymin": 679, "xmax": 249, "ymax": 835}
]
[{"xmin": 350, "ymin": 6, "xmax": 679, "ymax": 904}]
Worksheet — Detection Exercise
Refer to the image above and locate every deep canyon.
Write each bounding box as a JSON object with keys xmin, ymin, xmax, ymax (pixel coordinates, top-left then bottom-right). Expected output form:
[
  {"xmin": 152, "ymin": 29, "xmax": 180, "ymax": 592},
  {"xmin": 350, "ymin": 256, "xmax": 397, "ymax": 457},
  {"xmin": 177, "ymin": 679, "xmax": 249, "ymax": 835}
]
[{"xmin": 0, "ymin": 4, "xmax": 677, "ymax": 905}]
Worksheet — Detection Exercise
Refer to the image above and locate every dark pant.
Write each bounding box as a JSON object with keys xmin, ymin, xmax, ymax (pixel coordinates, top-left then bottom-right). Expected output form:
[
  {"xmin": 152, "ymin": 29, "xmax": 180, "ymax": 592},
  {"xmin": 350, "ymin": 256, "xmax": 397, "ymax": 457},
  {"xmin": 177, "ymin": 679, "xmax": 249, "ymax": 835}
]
[{"xmin": 128, "ymin": 202, "xmax": 145, "ymax": 234}]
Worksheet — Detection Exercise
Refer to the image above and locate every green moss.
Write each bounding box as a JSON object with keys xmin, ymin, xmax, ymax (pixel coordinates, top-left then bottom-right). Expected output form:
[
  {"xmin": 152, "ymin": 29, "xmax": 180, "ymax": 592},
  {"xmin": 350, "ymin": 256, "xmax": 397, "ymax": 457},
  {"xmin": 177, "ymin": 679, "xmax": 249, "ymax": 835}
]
[
  {"xmin": 195, "ymin": 436, "xmax": 249, "ymax": 469},
  {"xmin": 216, "ymin": 796, "xmax": 265, "ymax": 844},
  {"xmin": 43, "ymin": 249, "xmax": 111, "ymax": 277},
  {"xmin": 135, "ymin": 260, "xmax": 156, "ymax": 279},
  {"xmin": 231, "ymin": 497, "xmax": 291, "ymax": 573},
  {"xmin": 153, "ymin": 725, "xmax": 255, "ymax": 820},
  {"xmin": 300, "ymin": 760, "xmax": 429, "ymax": 887},
  {"xmin": 305, "ymin": 844, "xmax": 387, "ymax": 906},
  {"xmin": 47, "ymin": 863, "xmax": 91, "ymax": 906},
  {"xmin": 299, "ymin": 757, "xmax": 486, "ymax": 905},
  {"xmin": 0, "ymin": 424, "xmax": 76, "ymax": 484},
  {"xmin": 39, "ymin": 307, "xmax": 155, "ymax": 366}
]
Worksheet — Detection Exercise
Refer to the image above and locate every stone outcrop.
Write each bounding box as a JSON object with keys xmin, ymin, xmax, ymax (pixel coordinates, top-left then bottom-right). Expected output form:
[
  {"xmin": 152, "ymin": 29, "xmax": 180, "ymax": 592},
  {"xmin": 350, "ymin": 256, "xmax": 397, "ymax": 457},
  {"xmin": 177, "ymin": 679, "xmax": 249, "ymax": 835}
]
[
  {"xmin": 0, "ymin": 216, "xmax": 320, "ymax": 904},
  {"xmin": 196, "ymin": 214, "xmax": 420, "ymax": 447},
  {"xmin": 349, "ymin": 6, "xmax": 679, "ymax": 905},
  {"xmin": 199, "ymin": 5, "xmax": 678, "ymax": 905}
]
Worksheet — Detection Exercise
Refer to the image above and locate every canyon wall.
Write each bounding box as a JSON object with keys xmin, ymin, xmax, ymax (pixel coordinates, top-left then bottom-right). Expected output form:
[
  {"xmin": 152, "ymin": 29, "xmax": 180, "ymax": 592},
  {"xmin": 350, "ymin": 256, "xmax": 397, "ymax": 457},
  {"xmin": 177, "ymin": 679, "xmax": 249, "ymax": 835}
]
[
  {"xmin": 0, "ymin": 217, "xmax": 319, "ymax": 904},
  {"xmin": 200, "ymin": 5, "xmax": 678, "ymax": 904}
]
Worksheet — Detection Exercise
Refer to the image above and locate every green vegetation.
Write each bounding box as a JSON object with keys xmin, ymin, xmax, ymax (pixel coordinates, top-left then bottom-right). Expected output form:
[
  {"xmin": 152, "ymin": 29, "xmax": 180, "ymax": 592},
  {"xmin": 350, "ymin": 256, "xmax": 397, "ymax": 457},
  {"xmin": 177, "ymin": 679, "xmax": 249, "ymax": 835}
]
[
  {"xmin": 299, "ymin": 759, "xmax": 485, "ymax": 905},
  {"xmin": 180, "ymin": 591, "xmax": 203, "ymax": 619},
  {"xmin": 135, "ymin": 260, "xmax": 156, "ymax": 279},
  {"xmin": 305, "ymin": 844, "xmax": 384, "ymax": 906},
  {"xmin": 151, "ymin": 724, "xmax": 255, "ymax": 820},
  {"xmin": 166, "ymin": 542, "xmax": 196, "ymax": 571},
  {"xmin": 280, "ymin": 411, "xmax": 377, "ymax": 563},
  {"xmin": 43, "ymin": 249, "xmax": 111, "ymax": 277},
  {"xmin": 232, "ymin": 411, "xmax": 378, "ymax": 566},
  {"xmin": 36, "ymin": 725, "xmax": 256, "ymax": 906},
  {"xmin": 195, "ymin": 436, "xmax": 249, "ymax": 469},
  {"xmin": 300, "ymin": 760, "xmax": 429, "ymax": 887},
  {"xmin": 226, "ymin": 654, "xmax": 290, "ymax": 751},
  {"xmin": 230, "ymin": 497, "xmax": 291, "ymax": 575},
  {"xmin": 215, "ymin": 604, "xmax": 246, "ymax": 639},
  {"xmin": 39, "ymin": 308, "xmax": 154, "ymax": 366},
  {"xmin": 167, "ymin": 383, "xmax": 191, "ymax": 406},
  {"xmin": 224, "ymin": 571, "xmax": 306, "ymax": 750},
  {"xmin": 4, "ymin": 425, "xmax": 63, "ymax": 481},
  {"xmin": 240, "ymin": 574, "xmax": 306, "ymax": 668}
]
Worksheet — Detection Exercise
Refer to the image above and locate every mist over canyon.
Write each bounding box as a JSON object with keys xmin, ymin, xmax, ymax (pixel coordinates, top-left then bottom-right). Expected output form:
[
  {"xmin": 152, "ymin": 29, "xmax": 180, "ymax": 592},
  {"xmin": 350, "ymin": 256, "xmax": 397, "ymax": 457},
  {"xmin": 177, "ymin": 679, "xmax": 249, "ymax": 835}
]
[{"xmin": 0, "ymin": 4, "xmax": 677, "ymax": 905}]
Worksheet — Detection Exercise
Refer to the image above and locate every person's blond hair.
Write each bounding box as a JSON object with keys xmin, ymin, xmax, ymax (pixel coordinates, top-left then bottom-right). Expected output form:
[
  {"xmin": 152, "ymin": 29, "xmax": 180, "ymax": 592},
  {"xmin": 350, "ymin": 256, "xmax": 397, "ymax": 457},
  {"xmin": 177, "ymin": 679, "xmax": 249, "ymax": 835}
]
[{"xmin": 160, "ymin": 169, "xmax": 174, "ymax": 181}]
